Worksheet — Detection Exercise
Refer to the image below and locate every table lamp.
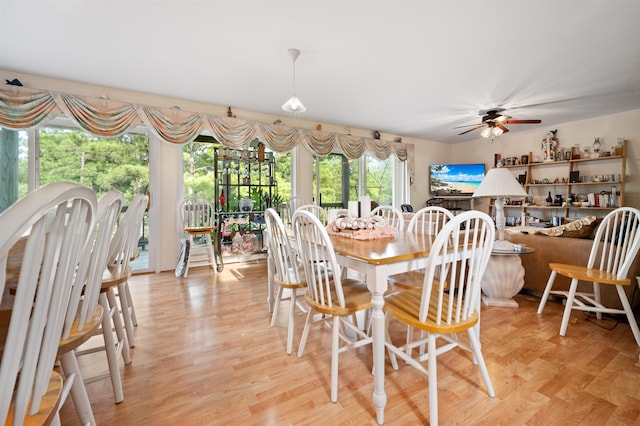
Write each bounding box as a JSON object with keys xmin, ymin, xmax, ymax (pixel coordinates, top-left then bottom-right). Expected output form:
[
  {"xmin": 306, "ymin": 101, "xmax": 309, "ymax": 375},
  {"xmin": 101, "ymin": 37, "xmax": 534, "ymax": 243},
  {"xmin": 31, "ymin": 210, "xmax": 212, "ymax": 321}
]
[{"xmin": 473, "ymin": 167, "xmax": 528, "ymax": 250}]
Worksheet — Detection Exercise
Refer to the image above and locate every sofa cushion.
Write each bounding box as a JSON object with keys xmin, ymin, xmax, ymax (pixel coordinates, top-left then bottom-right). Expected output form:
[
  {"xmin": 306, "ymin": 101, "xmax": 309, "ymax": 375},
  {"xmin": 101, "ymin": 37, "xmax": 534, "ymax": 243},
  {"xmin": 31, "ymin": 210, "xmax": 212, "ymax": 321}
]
[{"xmin": 534, "ymin": 215, "xmax": 599, "ymax": 238}]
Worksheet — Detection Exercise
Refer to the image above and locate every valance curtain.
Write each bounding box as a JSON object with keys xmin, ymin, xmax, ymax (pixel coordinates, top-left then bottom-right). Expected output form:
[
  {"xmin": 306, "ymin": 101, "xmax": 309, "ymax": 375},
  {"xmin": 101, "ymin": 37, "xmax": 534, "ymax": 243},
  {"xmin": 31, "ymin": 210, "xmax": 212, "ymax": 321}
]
[{"xmin": 0, "ymin": 85, "xmax": 414, "ymax": 183}]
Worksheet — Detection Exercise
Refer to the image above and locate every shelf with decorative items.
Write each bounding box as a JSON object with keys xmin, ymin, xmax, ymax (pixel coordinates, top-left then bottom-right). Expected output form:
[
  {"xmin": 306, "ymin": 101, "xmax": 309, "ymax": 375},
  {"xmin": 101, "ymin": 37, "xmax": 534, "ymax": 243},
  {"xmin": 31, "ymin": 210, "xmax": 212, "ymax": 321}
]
[
  {"xmin": 214, "ymin": 142, "xmax": 276, "ymax": 261},
  {"xmin": 492, "ymin": 139, "xmax": 626, "ymax": 225}
]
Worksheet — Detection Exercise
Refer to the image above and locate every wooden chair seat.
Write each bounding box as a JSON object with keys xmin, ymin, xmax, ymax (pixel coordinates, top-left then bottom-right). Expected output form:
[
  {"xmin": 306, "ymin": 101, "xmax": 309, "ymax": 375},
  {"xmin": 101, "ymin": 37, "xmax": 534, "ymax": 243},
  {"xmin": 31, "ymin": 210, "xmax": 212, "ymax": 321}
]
[
  {"xmin": 5, "ymin": 371, "xmax": 63, "ymax": 426},
  {"xmin": 549, "ymin": 262, "xmax": 630, "ymax": 286},
  {"xmin": 387, "ymin": 271, "xmax": 446, "ymax": 291},
  {"xmin": 57, "ymin": 306, "xmax": 104, "ymax": 355},
  {"xmin": 303, "ymin": 279, "xmax": 372, "ymax": 316},
  {"xmin": 388, "ymin": 271, "xmax": 424, "ymax": 291},
  {"xmin": 101, "ymin": 265, "xmax": 133, "ymax": 290},
  {"xmin": 183, "ymin": 225, "xmax": 217, "ymax": 235},
  {"xmin": 385, "ymin": 288, "xmax": 478, "ymax": 334}
]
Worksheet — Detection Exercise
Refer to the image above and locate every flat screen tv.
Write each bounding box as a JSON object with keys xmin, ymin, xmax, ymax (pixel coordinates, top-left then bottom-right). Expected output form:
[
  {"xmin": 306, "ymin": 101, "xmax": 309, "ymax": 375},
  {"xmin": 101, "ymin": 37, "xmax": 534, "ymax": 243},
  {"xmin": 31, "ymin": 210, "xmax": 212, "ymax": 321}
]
[{"xmin": 430, "ymin": 163, "xmax": 485, "ymax": 196}]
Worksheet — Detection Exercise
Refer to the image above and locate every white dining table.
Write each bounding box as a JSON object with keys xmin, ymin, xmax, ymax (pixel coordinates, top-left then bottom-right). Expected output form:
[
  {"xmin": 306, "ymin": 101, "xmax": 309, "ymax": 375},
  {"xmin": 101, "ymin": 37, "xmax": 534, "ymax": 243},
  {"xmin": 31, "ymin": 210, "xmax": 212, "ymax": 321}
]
[{"xmin": 267, "ymin": 230, "xmax": 435, "ymax": 425}]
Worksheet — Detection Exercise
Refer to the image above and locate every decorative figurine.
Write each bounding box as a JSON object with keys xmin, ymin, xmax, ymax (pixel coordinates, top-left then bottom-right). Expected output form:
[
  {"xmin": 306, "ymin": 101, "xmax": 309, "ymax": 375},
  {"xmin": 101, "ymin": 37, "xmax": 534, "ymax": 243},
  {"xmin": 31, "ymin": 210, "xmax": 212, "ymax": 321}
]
[{"xmin": 542, "ymin": 129, "xmax": 558, "ymax": 162}]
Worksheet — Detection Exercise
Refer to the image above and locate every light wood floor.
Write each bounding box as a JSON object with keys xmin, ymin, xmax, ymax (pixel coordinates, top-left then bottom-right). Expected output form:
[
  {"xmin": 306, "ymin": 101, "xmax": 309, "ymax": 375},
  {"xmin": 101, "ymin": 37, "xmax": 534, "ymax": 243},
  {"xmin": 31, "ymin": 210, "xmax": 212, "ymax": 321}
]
[{"xmin": 59, "ymin": 260, "xmax": 640, "ymax": 425}]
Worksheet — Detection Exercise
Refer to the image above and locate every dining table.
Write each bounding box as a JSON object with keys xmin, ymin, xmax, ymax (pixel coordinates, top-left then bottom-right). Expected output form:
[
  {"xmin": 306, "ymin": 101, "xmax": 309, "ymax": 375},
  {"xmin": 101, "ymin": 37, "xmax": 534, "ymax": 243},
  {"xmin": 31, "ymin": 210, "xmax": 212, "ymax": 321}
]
[{"xmin": 267, "ymin": 230, "xmax": 436, "ymax": 425}]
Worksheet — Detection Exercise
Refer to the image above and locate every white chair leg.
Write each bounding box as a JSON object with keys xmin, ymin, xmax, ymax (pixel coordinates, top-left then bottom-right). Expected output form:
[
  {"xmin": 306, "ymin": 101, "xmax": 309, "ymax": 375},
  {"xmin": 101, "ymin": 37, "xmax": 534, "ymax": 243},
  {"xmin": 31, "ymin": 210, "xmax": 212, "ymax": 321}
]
[
  {"xmin": 205, "ymin": 234, "xmax": 216, "ymax": 271},
  {"xmin": 616, "ymin": 285, "xmax": 640, "ymax": 346},
  {"xmin": 592, "ymin": 281, "xmax": 603, "ymax": 320},
  {"xmin": 105, "ymin": 289, "xmax": 131, "ymax": 364},
  {"xmin": 467, "ymin": 328, "xmax": 495, "ymax": 397},
  {"xmin": 330, "ymin": 315, "xmax": 340, "ymax": 403},
  {"xmin": 118, "ymin": 282, "xmax": 136, "ymax": 348},
  {"xmin": 124, "ymin": 281, "xmax": 137, "ymax": 326},
  {"xmin": 100, "ymin": 292, "xmax": 126, "ymax": 403},
  {"xmin": 427, "ymin": 333, "xmax": 438, "ymax": 426},
  {"xmin": 297, "ymin": 310, "xmax": 313, "ymax": 358},
  {"xmin": 60, "ymin": 352, "xmax": 96, "ymax": 426},
  {"xmin": 286, "ymin": 288, "xmax": 297, "ymax": 355},
  {"xmin": 270, "ymin": 286, "xmax": 283, "ymax": 327},
  {"xmin": 406, "ymin": 325, "xmax": 414, "ymax": 359},
  {"xmin": 559, "ymin": 278, "xmax": 579, "ymax": 336},
  {"xmin": 537, "ymin": 270, "xmax": 557, "ymax": 314}
]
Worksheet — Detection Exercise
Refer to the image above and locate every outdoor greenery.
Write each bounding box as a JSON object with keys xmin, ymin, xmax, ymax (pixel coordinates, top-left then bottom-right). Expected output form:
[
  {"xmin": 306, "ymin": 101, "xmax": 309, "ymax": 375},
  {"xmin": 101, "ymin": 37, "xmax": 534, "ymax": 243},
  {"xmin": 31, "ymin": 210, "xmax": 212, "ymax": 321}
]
[
  {"xmin": 182, "ymin": 141, "xmax": 293, "ymax": 205},
  {"xmin": 37, "ymin": 127, "xmax": 150, "ymax": 204}
]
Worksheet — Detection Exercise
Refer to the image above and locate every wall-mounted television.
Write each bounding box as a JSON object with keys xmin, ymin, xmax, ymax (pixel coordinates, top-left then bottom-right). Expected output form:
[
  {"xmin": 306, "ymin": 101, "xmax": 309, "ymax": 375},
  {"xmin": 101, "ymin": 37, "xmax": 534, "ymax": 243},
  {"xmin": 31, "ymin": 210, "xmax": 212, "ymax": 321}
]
[{"xmin": 430, "ymin": 163, "xmax": 486, "ymax": 196}]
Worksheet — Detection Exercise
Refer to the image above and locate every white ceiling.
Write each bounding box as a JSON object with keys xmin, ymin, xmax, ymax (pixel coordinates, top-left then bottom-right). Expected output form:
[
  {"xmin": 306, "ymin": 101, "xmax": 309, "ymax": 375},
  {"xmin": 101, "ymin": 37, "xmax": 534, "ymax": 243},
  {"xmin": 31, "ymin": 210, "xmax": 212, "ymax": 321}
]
[{"xmin": 2, "ymin": 1, "xmax": 639, "ymax": 144}]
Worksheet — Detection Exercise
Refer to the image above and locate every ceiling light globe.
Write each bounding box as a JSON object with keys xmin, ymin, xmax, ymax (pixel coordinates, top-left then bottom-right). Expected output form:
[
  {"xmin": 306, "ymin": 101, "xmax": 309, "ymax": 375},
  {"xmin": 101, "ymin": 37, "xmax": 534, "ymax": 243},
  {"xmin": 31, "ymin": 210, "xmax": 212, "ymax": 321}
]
[
  {"xmin": 282, "ymin": 96, "xmax": 306, "ymax": 113},
  {"xmin": 480, "ymin": 127, "xmax": 491, "ymax": 138}
]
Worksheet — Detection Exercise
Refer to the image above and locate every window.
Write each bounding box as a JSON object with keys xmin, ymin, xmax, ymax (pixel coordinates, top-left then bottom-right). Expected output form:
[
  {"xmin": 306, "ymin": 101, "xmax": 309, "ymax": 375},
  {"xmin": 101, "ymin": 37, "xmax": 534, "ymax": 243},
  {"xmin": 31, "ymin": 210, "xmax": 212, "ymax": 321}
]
[
  {"xmin": 312, "ymin": 153, "xmax": 397, "ymax": 208},
  {"xmin": 38, "ymin": 127, "xmax": 150, "ymax": 203},
  {"xmin": 0, "ymin": 124, "xmax": 152, "ymax": 270},
  {"xmin": 183, "ymin": 139, "xmax": 216, "ymax": 199}
]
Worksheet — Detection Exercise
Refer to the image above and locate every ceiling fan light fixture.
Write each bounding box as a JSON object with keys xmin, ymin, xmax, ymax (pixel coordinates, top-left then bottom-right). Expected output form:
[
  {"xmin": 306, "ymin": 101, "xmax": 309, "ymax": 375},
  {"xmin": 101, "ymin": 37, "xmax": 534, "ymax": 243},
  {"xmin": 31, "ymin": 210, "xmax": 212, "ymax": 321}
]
[
  {"xmin": 282, "ymin": 48, "xmax": 306, "ymax": 113},
  {"xmin": 480, "ymin": 127, "xmax": 492, "ymax": 138},
  {"xmin": 492, "ymin": 126, "xmax": 504, "ymax": 137}
]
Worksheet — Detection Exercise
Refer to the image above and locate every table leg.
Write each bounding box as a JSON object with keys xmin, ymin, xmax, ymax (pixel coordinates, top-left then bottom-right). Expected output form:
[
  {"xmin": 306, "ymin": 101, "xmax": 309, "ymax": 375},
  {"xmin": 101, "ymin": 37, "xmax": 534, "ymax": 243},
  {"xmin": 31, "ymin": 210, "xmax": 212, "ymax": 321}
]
[{"xmin": 371, "ymin": 290, "xmax": 386, "ymax": 425}]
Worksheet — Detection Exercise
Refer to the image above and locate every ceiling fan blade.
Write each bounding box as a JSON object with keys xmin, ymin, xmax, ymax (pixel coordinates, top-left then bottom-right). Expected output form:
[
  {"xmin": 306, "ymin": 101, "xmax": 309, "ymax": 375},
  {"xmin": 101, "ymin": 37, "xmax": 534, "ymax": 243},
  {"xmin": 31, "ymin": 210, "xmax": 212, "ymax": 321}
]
[
  {"xmin": 496, "ymin": 123, "xmax": 509, "ymax": 133},
  {"xmin": 453, "ymin": 123, "xmax": 482, "ymax": 129},
  {"xmin": 458, "ymin": 124, "xmax": 486, "ymax": 135},
  {"xmin": 505, "ymin": 119, "xmax": 542, "ymax": 124}
]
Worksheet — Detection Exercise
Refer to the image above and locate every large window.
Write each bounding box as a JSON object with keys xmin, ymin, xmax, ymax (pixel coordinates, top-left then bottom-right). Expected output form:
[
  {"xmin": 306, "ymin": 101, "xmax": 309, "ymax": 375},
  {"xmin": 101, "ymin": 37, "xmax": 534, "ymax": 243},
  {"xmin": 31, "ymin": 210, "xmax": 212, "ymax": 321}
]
[
  {"xmin": 0, "ymin": 125, "xmax": 152, "ymax": 270},
  {"xmin": 38, "ymin": 127, "xmax": 149, "ymax": 204},
  {"xmin": 313, "ymin": 153, "xmax": 395, "ymax": 208}
]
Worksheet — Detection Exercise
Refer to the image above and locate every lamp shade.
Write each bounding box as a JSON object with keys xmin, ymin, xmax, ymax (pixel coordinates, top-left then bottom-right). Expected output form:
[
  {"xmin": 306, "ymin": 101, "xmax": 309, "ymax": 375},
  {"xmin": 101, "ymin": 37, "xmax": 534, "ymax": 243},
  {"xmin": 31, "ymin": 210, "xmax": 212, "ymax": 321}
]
[{"xmin": 473, "ymin": 167, "xmax": 528, "ymax": 198}]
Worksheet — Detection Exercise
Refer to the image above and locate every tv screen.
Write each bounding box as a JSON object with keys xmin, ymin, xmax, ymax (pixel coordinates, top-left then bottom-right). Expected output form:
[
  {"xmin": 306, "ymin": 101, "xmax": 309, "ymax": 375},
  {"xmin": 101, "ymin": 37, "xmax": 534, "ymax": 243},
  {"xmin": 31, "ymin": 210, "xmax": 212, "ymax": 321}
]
[{"xmin": 430, "ymin": 163, "xmax": 485, "ymax": 195}]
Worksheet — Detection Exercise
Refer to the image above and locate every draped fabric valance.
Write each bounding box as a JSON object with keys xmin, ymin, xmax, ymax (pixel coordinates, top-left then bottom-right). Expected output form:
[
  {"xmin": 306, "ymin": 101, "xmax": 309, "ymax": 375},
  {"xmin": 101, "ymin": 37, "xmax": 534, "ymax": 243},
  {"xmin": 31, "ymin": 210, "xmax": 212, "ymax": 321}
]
[{"xmin": 0, "ymin": 85, "xmax": 414, "ymax": 183}]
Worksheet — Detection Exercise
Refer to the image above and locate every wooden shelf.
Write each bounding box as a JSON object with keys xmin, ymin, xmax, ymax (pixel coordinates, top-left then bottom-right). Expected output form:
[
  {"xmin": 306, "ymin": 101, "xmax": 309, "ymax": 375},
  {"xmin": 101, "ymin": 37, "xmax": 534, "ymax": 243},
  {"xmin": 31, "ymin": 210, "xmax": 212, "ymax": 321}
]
[{"xmin": 490, "ymin": 141, "xmax": 626, "ymax": 222}]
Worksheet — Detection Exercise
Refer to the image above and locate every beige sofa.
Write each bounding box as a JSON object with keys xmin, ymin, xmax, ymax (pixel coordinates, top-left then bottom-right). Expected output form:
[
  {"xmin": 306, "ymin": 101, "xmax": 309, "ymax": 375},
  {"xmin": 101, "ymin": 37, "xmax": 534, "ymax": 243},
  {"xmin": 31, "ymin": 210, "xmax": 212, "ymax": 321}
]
[{"xmin": 506, "ymin": 228, "xmax": 640, "ymax": 310}]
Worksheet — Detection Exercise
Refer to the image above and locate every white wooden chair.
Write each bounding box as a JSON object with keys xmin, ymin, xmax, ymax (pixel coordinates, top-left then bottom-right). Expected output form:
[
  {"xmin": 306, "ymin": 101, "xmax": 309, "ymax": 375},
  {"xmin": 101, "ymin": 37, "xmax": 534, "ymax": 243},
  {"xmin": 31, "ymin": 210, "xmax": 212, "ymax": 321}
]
[
  {"xmin": 0, "ymin": 182, "xmax": 97, "ymax": 426},
  {"xmin": 58, "ymin": 191, "xmax": 123, "ymax": 425},
  {"xmin": 537, "ymin": 207, "xmax": 640, "ymax": 346},
  {"xmin": 265, "ymin": 208, "xmax": 307, "ymax": 354},
  {"xmin": 389, "ymin": 206, "xmax": 455, "ymax": 291},
  {"xmin": 280, "ymin": 197, "xmax": 306, "ymax": 226},
  {"xmin": 296, "ymin": 204, "xmax": 328, "ymax": 225},
  {"xmin": 180, "ymin": 196, "xmax": 217, "ymax": 277},
  {"xmin": 109, "ymin": 193, "xmax": 148, "ymax": 349},
  {"xmin": 370, "ymin": 205, "xmax": 405, "ymax": 230},
  {"xmin": 383, "ymin": 210, "xmax": 496, "ymax": 425},
  {"xmin": 407, "ymin": 205, "xmax": 454, "ymax": 235},
  {"xmin": 76, "ymin": 194, "xmax": 145, "ymax": 405},
  {"xmin": 292, "ymin": 210, "xmax": 372, "ymax": 403}
]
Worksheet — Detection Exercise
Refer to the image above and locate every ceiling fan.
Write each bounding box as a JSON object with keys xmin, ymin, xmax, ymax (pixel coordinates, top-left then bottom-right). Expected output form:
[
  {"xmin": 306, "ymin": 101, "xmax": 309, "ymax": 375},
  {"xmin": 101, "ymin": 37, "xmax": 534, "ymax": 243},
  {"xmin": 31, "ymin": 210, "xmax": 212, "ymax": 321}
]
[{"xmin": 456, "ymin": 108, "xmax": 542, "ymax": 137}]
